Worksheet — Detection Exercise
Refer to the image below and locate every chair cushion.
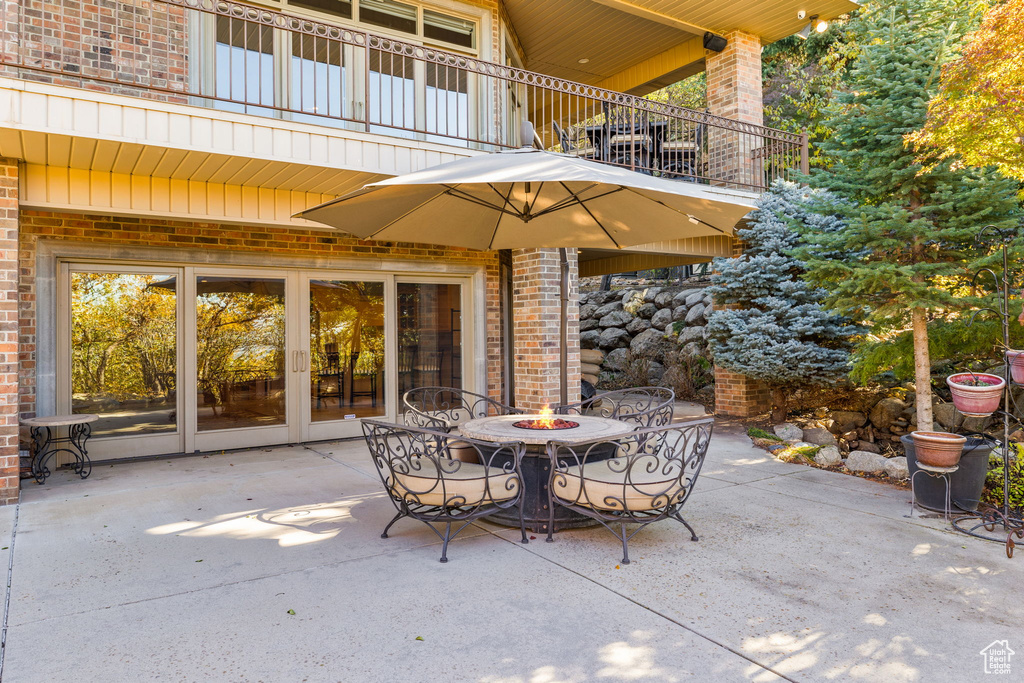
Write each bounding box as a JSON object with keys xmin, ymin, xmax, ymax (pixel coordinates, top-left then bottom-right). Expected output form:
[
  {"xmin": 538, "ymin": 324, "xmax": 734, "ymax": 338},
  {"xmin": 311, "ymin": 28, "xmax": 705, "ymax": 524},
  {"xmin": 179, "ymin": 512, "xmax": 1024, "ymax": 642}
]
[
  {"xmin": 552, "ymin": 457, "xmax": 686, "ymax": 511},
  {"xmin": 662, "ymin": 140, "xmax": 697, "ymax": 151},
  {"xmin": 392, "ymin": 457, "xmax": 518, "ymax": 507}
]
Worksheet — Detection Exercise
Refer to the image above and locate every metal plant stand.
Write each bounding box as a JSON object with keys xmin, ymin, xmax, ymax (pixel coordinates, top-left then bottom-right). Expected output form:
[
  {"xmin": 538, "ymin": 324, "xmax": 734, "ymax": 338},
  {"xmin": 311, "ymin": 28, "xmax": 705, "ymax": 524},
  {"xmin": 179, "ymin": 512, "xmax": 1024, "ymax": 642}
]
[
  {"xmin": 23, "ymin": 414, "xmax": 98, "ymax": 484},
  {"xmin": 950, "ymin": 227, "xmax": 1024, "ymax": 557}
]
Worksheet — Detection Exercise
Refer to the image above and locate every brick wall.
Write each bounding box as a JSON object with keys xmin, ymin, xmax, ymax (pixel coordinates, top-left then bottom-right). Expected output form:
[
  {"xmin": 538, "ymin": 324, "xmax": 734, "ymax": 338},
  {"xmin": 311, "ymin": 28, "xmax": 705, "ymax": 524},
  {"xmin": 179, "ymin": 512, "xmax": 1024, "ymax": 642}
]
[
  {"xmin": 0, "ymin": 160, "xmax": 19, "ymax": 505},
  {"xmin": 17, "ymin": 211, "xmax": 506, "ymax": 432},
  {"xmin": 511, "ymin": 247, "xmax": 580, "ymax": 412},
  {"xmin": 705, "ymin": 30, "xmax": 764, "ymax": 191}
]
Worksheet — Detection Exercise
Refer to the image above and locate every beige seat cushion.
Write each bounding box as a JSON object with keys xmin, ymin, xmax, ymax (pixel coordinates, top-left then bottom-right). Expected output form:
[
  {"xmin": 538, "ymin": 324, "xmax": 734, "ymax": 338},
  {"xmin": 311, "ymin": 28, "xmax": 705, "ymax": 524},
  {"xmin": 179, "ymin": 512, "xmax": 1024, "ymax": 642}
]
[
  {"xmin": 662, "ymin": 140, "xmax": 697, "ymax": 151},
  {"xmin": 392, "ymin": 457, "xmax": 518, "ymax": 507},
  {"xmin": 553, "ymin": 457, "xmax": 686, "ymax": 511}
]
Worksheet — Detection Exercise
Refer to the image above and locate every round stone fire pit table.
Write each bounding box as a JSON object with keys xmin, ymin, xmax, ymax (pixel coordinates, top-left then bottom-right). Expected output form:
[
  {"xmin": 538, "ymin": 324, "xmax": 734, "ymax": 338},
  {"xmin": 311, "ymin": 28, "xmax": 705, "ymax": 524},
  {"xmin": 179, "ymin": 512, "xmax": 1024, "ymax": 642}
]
[{"xmin": 460, "ymin": 414, "xmax": 636, "ymax": 533}]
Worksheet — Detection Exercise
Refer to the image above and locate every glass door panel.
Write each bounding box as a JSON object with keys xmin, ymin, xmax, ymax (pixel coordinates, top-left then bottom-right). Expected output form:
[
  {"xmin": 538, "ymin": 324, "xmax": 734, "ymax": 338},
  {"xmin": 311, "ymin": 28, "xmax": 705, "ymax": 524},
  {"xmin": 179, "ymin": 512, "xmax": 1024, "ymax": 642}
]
[
  {"xmin": 195, "ymin": 276, "xmax": 287, "ymax": 432},
  {"xmin": 397, "ymin": 283, "xmax": 462, "ymax": 396},
  {"xmin": 70, "ymin": 272, "xmax": 178, "ymax": 438},
  {"xmin": 309, "ymin": 280, "xmax": 386, "ymax": 422}
]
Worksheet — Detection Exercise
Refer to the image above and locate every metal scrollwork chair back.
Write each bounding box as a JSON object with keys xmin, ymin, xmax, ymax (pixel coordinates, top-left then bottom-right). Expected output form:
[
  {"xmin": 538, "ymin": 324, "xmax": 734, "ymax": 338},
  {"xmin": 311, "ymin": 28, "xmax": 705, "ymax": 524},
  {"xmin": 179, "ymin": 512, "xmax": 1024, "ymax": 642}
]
[
  {"xmin": 361, "ymin": 419, "xmax": 528, "ymax": 563},
  {"xmin": 402, "ymin": 386, "xmax": 522, "ymax": 432},
  {"xmin": 556, "ymin": 387, "xmax": 675, "ymax": 428},
  {"xmin": 545, "ymin": 417, "xmax": 714, "ymax": 564}
]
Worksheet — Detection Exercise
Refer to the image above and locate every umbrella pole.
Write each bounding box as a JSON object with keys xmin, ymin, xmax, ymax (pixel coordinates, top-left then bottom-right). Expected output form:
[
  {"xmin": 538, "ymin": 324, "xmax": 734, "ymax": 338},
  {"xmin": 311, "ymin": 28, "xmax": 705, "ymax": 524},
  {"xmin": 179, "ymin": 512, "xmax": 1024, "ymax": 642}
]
[{"xmin": 559, "ymin": 247, "xmax": 569, "ymax": 406}]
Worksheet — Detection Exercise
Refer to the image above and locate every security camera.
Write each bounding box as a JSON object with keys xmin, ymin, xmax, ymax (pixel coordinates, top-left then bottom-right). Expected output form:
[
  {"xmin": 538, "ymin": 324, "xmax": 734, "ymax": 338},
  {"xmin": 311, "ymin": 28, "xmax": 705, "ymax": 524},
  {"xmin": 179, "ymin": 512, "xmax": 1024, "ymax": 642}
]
[{"xmin": 797, "ymin": 10, "xmax": 806, "ymax": 20}]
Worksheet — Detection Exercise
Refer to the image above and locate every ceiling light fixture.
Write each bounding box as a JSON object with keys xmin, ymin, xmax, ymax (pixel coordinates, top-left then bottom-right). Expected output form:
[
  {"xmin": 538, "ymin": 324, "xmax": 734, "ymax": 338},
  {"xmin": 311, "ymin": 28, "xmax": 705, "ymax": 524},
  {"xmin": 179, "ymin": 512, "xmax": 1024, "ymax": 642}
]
[
  {"xmin": 578, "ymin": 58, "xmax": 590, "ymax": 64},
  {"xmin": 796, "ymin": 14, "xmax": 828, "ymax": 39},
  {"xmin": 687, "ymin": 214, "xmax": 700, "ymax": 225}
]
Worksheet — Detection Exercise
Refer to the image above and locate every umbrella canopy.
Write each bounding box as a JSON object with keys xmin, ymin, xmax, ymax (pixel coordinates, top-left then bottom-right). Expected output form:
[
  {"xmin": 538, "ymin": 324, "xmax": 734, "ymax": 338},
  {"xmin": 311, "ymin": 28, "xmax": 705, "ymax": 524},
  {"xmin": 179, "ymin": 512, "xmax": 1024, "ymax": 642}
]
[{"xmin": 294, "ymin": 148, "xmax": 752, "ymax": 249}]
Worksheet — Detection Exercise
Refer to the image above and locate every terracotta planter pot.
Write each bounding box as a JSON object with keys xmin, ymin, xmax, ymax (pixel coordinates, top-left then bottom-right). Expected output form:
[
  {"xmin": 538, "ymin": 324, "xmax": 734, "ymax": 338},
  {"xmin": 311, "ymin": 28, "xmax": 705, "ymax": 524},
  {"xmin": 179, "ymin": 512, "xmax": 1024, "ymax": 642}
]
[
  {"xmin": 946, "ymin": 372, "xmax": 1005, "ymax": 417},
  {"xmin": 1006, "ymin": 350, "xmax": 1024, "ymax": 384},
  {"xmin": 910, "ymin": 431, "xmax": 967, "ymax": 468}
]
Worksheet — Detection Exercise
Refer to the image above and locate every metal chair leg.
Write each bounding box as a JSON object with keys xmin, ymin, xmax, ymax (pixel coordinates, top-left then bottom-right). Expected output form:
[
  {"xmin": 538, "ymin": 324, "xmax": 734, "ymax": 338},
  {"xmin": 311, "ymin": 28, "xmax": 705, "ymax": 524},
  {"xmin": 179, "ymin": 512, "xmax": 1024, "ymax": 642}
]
[
  {"xmin": 439, "ymin": 522, "xmax": 452, "ymax": 563},
  {"xmin": 675, "ymin": 513, "xmax": 699, "ymax": 541},
  {"xmin": 519, "ymin": 502, "xmax": 529, "ymax": 544},
  {"xmin": 381, "ymin": 510, "xmax": 405, "ymax": 539},
  {"xmin": 620, "ymin": 522, "xmax": 630, "ymax": 565}
]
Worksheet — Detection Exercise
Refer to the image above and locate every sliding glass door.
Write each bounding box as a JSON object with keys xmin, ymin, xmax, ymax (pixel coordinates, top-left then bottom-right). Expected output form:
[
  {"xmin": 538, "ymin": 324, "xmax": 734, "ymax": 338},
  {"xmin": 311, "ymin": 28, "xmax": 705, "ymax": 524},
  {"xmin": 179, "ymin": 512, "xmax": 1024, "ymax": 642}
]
[{"xmin": 60, "ymin": 265, "xmax": 472, "ymax": 459}]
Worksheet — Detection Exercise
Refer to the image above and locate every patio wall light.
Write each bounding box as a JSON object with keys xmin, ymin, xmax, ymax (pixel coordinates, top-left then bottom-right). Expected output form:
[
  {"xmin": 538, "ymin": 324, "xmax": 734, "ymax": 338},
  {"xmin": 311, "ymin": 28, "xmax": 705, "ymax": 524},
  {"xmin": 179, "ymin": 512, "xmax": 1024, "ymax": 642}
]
[{"xmin": 796, "ymin": 13, "xmax": 829, "ymax": 39}]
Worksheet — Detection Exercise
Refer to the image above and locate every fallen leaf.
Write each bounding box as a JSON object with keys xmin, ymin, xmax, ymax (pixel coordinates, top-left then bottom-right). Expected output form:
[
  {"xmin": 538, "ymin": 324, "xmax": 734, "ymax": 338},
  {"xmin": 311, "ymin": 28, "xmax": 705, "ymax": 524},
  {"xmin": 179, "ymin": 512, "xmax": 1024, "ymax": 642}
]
[
  {"xmin": 615, "ymin": 565, "xmax": 620, "ymax": 569},
  {"xmin": 529, "ymin": 535, "xmax": 536, "ymax": 540},
  {"xmin": 195, "ymin": 559, "xmax": 203, "ymax": 563},
  {"xmin": 287, "ymin": 609, "xmax": 296, "ymax": 615},
  {"xmin": 415, "ymin": 636, "xmax": 424, "ymax": 641}
]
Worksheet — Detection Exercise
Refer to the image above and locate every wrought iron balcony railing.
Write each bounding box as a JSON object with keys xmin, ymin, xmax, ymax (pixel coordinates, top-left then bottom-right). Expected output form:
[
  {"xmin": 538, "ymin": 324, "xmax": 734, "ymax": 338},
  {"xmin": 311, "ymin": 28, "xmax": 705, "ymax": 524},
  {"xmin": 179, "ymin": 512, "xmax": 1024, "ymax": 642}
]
[{"xmin": 0, "ymin": 0, "xmax": 808, "ymax": 192}]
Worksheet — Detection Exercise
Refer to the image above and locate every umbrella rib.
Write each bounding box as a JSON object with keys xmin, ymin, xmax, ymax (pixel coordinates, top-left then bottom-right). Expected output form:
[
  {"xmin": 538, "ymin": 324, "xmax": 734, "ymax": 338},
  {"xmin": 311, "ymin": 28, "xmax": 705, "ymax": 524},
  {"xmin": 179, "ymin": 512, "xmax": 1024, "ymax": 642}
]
[
  {"xmin": 486, "ymin": 183, "xmax": 517, "ymax": 251},
  {"xmin": 620, "ymin": 187, "xmax": 726, "ymax": 234},
  {"xmin": 445, "ymin": 186, "xmax": 524, "ymax": 219},
  {"xmin": 523, "ymin": 181, "xmax": 545, "ymax": 218},
  {"xmin": 558, "ymin": 181, "xmax": 622, "ymax": 250},
  {"xmin": 357, "ymin": 188, "xmax": 451, "ymax": 240},
  {"xmin": 532, "ymin": 187, "xmax": 623, "ymax": 219}
]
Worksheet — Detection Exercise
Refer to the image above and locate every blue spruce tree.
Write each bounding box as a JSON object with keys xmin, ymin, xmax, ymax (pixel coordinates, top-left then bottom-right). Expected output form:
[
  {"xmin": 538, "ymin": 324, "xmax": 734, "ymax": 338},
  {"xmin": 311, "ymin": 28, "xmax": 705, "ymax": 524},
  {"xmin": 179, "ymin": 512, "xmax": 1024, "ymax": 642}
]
[{"xmin": 707, "ymin": 180, "xmax": 858, "ymax": 423}]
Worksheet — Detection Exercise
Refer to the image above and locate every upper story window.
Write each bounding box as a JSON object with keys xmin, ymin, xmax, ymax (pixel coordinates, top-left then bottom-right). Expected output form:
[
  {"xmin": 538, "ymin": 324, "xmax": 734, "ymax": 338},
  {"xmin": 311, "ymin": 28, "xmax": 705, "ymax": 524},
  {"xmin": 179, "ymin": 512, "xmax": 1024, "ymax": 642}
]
[{"xmin": 265, "ymin": 0, "xmax": 477, "ymax": 52}]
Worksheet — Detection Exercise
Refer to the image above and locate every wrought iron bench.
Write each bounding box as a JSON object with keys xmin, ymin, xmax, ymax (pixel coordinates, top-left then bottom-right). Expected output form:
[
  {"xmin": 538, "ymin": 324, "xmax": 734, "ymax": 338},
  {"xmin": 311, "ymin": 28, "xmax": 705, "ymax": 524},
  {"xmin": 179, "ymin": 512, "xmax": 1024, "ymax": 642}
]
[
  {"xmin": 544, "ymin": 417, "xmax": 714, "ymax": 564},
  {"xmin": 361, "ymin": 419, "xmax": 528, "ymax": 563}
]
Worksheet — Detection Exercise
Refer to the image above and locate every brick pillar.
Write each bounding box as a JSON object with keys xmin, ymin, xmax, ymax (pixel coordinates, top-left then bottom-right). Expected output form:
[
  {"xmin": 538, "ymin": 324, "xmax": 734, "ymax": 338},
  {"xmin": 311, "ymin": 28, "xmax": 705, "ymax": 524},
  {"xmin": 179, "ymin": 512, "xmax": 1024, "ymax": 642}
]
[
  {"xmin": 705, "ymin": 30, "xmax": 763, "ymax": 190},
  {"xmin": 512, "ymin": 248, "xmax": 581, "ymax": 412},
  {"xmin": 0, "ymin": 159, "xmax": 18, "ymax": 504},
  {"xmin": 713, "ymin": 237, "xmax": 771, "ymax": 418}
]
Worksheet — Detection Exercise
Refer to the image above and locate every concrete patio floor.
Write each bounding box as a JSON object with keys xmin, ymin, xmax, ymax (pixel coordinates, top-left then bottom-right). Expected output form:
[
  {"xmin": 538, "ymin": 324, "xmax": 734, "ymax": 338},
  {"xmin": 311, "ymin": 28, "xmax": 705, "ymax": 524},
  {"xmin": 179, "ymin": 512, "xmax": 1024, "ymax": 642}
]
[{"xmin": 1, "ymin": 419, "xmax": 1020, "ymax": 682}]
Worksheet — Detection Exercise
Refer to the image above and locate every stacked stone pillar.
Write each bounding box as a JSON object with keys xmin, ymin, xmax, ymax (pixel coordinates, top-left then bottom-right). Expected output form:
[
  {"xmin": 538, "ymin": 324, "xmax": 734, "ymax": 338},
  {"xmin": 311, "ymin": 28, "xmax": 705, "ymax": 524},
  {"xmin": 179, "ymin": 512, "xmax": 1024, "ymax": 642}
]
[
  {"xmin": 512, "ymin": 248, "xmax": 581, "ymax": 412},
  {"xmin": 0, "ymin": 159, "xmax": 18, "ymax": 503}
]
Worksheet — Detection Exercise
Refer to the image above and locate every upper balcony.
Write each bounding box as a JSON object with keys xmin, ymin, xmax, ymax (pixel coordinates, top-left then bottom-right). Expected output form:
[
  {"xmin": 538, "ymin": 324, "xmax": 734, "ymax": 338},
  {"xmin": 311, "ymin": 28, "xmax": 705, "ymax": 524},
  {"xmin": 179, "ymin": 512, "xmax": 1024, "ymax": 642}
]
[{"xmin": 0, "ymin": 0, "xmax": 807, "ymax": 197}]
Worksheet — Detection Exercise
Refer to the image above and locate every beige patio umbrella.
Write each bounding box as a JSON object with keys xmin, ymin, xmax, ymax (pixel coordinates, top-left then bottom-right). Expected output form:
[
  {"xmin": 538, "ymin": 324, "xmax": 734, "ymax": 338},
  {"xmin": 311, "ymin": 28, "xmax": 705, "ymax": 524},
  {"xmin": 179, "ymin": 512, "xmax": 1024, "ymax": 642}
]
[{"xmin": 295, "ymin": 135, "xmax": 754, "ymax": 403}]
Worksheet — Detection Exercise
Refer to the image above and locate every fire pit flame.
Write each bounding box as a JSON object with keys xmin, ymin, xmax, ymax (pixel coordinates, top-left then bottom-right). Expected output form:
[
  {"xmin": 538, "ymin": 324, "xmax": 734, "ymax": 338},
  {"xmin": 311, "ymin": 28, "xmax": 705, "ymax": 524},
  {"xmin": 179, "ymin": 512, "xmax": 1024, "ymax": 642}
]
[{"xmin": 513, "ymin": 406, "xmax": 579, "ymax": 430}]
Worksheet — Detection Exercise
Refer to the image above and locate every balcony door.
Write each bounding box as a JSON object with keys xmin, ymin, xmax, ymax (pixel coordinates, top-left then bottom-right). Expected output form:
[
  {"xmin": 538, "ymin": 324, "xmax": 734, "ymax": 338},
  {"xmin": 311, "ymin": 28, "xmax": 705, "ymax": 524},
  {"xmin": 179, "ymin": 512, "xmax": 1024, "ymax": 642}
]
[{"xmin": 61, "ymin": 264, "xmax": 471, "ymax": 459}]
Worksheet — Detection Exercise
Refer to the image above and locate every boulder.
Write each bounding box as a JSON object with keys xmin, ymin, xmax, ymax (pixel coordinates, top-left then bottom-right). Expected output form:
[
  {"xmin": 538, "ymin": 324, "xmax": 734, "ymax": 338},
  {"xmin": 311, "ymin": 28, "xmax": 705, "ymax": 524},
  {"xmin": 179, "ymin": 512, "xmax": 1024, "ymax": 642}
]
[
  {"xmin": 591, "ymin": 290, "xmax": 617, "ymax": 305},
  {"xmin": 598, "ymin": 327, "xmax": 631, "ymax": 350},
  {"xmin": 702, "ymin": 303, "xmax": 713, "ymax": 321},
  {"xmin": 625, "ymin": 317, "xmax": 652, "ymax": 335},
  {"xmin": 651, "ymin": 308, "xmax": 673, "ymax": 330},
  {"xmin": 642, "ymin": 287, "xmax": 663, "ymax": 303},
  {"xmin": 580, "ymin": 349, "xmax": 604, "ymax": 365},
  {"xmin": 580, "ymin": 318, "xmax": 600, "ymax": 331},
  {"xmin": 814, "ymin": 445, "xmax": 842, "ymax": 467},
  {"xmin": 599, "ymin": 310, "xmax": 633, "ymax": 328},
  {"xmin": 831, "ymin": 410, "xmax": 867, "ymax": 433},
  {"xmin": 580, "ymin": 329, "xmax": 601, "ymax": 349},
  {"xmin": 680, "ymin": 341, "xmax": 703, "ymax": 358},
  {"xmin": 869, "ymin": 397, "xmax": 907, "ymax": 432},
  {"xmin": 636, "ymin": 303, "xmax": 658, "ymax": 319},
  {"xmin": 622, "ymin": 291, "xmax": 645, "ymax": 314},
  {"xmin": 654, "ymin": 290, "xmax": 675, "ymax": 307},
  {"xmin": 630, "ymin": 328, "xmax": 666, "ymax": 356},
  {"xmin": 579, "ymin": 304, "xmax": 597, "ymax": 320},
  {"xmin": 884, "ymin": 456, "xmax": 909, "ymax": 480},
  {"xmin": 594, "ymin": 301, "xmax": 623, "ymax": 318},
  {"xmin": 603, "ymin": 347, "xmax": 630, "ymax": 371},
  {"xmin": 685, "ymin": 291, "xmax": 705, "ymax": 307},
  {"xmin": 803, "ymin": 427, "xmax": 837, "ymax": 447},
  {"xmin": 679, "ymin": 325, "xmax": 704, "ymax": 344},
  {"xmin": 582, "ymin": 373, "xmax": 599, "ymax": 386},
  {"xmin": 856, "ymin": 441, "xmax": 881, "ymax": 454},
  {"xmin": 671, "ymin": 290, "xmax": 690, "ymax": 306},
  {"xmin": 774, "ymin": 423, "xmax": 803, "ymax": 442},
  {"xmin": 846, "ymin": 450, "xmax": 888, "ymax": 473},
  {"xmin": 580, "ymin": 362, "xmax": 602, "ymax": 377},
  {"xmin": 703, "ymin": 292, "xmax": 713, "ymax": 306},
  {"xmin": 672, "ymin": 305, "xmax": 689, "ymax": 322},
  {"xmin": 684, "ymin": 303, "xmax": 706, "ymax": 324},
  {"xmin": 647, "ymin": 360, "xmax": 665, "ymax": 383}
]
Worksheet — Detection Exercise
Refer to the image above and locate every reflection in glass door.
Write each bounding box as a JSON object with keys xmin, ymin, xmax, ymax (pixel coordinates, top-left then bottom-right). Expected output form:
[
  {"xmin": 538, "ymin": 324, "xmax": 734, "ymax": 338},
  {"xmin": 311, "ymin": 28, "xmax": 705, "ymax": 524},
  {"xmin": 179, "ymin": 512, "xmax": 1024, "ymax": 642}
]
[
  {"xmin": 195, "ymin": 276, "xmax": 288, "ymax": 432},
  {"xmin": 309, "ymin": 279, "xmax": 386, "ymax": 422},
  {"xmin": 397, "ymin": 282, "xmax": 462, "ymax": 396},
  {"xmin": 70, "ymin": 272, "xmax": 179, "ymax": 437}
]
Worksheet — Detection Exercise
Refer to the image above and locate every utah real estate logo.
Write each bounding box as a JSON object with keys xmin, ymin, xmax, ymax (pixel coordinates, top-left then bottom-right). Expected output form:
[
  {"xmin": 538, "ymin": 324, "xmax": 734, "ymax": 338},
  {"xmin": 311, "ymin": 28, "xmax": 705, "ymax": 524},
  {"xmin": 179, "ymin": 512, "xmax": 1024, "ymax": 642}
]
[{"xmin": 980, "ymin": 640, "xmax": 1014, "ymax": 675}]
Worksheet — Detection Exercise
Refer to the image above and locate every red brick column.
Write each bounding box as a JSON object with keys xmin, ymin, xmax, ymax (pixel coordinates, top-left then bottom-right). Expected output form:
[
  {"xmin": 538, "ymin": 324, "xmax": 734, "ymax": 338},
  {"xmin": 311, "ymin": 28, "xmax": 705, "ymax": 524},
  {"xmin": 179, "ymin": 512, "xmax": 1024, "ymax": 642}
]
[
  {"xmin": 706, "ymin": 30, "xmax": 764, "ymax": 190},
  {"xmin": 512, "ymin": 248, "xmax": 580, "ymax": 412},
  {"xmin": 0, "ymin": 159, "xmax": 19, "ymax": 504},
  {"xmin": 713, "ymin": 237, "xmax": 771, "ymax": 418}
]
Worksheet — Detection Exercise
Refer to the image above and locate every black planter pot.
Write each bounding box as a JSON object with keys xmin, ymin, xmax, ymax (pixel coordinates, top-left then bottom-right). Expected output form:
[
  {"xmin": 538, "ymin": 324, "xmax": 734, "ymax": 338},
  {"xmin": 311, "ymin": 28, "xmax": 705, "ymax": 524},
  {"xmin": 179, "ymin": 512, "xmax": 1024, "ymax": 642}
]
[{"xmin": 901, "ymin": 434, "xmax": 992, "ymax": 512}]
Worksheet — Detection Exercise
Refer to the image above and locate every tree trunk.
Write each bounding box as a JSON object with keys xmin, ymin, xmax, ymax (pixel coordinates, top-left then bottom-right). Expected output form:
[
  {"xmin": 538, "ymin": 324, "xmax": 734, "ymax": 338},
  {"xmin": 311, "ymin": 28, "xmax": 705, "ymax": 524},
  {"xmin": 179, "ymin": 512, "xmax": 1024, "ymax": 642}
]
[
  {"xmin": 771, "ymin": 386, "xmax": 788, "ymax": 424},
  {"xmin": 912, "ymin": 306, "xmax": 934, "ymax": 429}
]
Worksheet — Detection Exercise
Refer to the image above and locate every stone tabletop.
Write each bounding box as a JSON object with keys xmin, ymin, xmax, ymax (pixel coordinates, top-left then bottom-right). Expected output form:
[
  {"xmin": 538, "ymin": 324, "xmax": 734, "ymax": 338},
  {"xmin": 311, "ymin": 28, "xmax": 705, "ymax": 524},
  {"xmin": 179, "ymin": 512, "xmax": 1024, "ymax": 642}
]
[
  {"xmin": 23, "ymin": 414, "xmax": 99, "ymax": 427},
  {"xmin": 460, "ymin": 414, "xmax": 635, "ymax": 446}
]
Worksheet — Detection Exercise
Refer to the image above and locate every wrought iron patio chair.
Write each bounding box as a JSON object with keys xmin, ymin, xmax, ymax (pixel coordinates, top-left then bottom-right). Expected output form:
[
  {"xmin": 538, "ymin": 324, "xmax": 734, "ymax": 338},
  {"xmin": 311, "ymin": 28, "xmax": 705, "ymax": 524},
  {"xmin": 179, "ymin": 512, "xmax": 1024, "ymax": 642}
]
[
  {"xmin": 545, "ymin": 417, "xmax": 714, "ymax": 564},
  {"xmin": 556, "ymin": 387, "xmax": 675, "ymax": 428},
  {"xmin": 361, "ymin": 419, "xmax": 528, "ymax": 563},
  {"xmin": 402, "ymin": 386, "xmax": 522, "ymax": 432}
]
